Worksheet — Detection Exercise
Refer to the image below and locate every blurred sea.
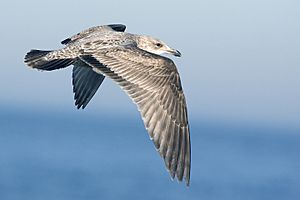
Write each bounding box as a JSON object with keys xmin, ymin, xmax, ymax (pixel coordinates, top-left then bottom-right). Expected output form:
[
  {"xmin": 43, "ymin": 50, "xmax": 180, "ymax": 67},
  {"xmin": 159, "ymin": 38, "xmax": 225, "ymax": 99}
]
[{"xmin": 0, "ymin": 108, "xmax": 299, "ymax": 200}]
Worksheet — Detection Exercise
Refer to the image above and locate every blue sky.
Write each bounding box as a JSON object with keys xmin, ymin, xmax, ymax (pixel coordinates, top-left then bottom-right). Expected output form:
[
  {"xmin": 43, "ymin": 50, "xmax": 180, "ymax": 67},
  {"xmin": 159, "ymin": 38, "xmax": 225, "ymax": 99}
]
[{"xmin": 0, "ymin": 0, "xmax": 299, "ymax": 129}]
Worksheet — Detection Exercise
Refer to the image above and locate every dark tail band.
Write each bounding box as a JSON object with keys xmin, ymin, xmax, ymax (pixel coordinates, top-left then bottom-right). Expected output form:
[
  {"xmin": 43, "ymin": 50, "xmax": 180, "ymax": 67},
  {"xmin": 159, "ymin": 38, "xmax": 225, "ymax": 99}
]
[{"xmin": 24, "ymin": 49, "xmax": 73, "ymax": 71}]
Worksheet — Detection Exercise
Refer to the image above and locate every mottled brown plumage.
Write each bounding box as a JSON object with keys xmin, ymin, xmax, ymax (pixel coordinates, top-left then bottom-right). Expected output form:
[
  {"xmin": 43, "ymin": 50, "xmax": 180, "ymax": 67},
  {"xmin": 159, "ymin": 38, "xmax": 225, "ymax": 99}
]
[{"xmin": 24, "ymin": 24, "xmax": 191, "ymax": 186}]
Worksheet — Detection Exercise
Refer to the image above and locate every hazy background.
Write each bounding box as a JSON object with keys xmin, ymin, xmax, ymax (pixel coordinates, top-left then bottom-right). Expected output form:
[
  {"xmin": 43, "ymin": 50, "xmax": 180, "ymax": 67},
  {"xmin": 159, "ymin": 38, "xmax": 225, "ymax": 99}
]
[{"xmin": 0, "ymin": 0, "xmax": 299, "ymax": 200}]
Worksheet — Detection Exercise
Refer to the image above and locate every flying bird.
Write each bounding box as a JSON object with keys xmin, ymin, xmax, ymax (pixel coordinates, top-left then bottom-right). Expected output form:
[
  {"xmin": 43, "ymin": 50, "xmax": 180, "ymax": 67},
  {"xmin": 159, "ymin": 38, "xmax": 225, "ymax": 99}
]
[{"xmin": 24, "ymin": 24, "xmax": 191, "ymax": 186}]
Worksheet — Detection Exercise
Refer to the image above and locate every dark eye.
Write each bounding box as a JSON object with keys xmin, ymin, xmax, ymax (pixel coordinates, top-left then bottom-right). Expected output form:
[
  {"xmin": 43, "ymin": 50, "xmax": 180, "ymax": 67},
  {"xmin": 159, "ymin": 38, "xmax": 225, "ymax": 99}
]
[{"xmin": 156, "ymin": 43, "xmax": 162, "ymax": 47}]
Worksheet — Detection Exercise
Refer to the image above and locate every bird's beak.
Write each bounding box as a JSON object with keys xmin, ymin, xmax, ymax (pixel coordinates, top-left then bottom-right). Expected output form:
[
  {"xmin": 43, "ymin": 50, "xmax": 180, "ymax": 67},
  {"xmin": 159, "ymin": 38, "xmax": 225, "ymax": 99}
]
[{"xmin": 168, "ymin": 49, "xmax": 182, "ymax": 57}]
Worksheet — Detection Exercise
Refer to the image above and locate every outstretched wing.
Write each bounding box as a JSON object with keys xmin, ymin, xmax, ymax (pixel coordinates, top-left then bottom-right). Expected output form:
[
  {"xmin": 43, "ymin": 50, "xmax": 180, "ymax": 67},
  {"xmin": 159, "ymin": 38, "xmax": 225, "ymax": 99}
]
[
  {"xmin": 79, "ymin": 45, "xmax": 191, "ymax": 186},
  {"xmin": 61, "ymin": 24, "xmax": 126, "ymax": 45},
  {"xmin": 72, "ymin": 60, "xmax": 105, "ymax": 109}
]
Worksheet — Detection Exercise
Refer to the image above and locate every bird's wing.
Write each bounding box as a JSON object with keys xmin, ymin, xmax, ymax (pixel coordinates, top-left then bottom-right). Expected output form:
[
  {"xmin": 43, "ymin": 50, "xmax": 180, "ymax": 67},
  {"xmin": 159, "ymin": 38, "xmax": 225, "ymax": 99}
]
[
  {"xmin": 79, "ymin": 45, "xmax": 191, "ymax": 186},
  {"xmin": 72, "ymin": 59, "xmax": 105, "ymax": 109},
  {"xmin": 61, "ymin": 24, "xmax": 126, "ymax": 45}
]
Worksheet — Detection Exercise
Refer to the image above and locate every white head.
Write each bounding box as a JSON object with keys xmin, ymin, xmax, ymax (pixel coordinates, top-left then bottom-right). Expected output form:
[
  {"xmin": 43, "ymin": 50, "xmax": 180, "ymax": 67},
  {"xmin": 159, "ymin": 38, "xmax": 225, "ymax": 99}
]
[{"xmin": 136, "ymin": 35, "xmax": 181, "ymax": 57}]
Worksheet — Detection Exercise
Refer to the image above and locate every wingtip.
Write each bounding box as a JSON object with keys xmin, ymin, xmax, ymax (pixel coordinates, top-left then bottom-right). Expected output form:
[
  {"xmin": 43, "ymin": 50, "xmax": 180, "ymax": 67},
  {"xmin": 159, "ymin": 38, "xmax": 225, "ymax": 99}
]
[
  {"xmin": 169, "ymin": 173, "xmax": 190, "ymax": 187},
  {"xmin": 107, "ymin": 24, "xmax": 126, "ymax": 32},
  {"xmin": 166, "ymin": 164, "xmax": 190, "ymax": 186},
  {"xmin": 75, "ymin": 102, "xmax": 84, "ymax": 109},
  {"xmin": 185, "ymin": 175, "xmax": 191, "ymax": 187},
  {"xmin": 61, "ymin": 38, "xmax": 71, "ymax": 45}
]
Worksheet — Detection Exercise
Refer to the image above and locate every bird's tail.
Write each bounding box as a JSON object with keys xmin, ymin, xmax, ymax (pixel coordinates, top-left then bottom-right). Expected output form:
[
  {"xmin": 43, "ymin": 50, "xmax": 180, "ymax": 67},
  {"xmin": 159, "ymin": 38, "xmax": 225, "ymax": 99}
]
[{"xmin": 24, "ymin": 49, "xmax": 74, "ymax": 71}]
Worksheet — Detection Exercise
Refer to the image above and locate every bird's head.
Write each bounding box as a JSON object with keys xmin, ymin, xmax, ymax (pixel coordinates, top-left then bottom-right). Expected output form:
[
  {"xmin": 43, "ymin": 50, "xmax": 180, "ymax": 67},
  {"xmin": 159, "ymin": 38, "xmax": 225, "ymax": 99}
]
[{"xmin": 136, "ymin": 35, "xmax": 181, "ymax": 57}]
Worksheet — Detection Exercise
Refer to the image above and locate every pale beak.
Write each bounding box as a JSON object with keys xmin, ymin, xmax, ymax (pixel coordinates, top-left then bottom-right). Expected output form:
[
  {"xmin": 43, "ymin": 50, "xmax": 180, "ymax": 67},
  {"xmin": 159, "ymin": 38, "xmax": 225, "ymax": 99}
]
[{"xmin": 168, "ymin": 49, "xmax": 182, "ymax": 57}]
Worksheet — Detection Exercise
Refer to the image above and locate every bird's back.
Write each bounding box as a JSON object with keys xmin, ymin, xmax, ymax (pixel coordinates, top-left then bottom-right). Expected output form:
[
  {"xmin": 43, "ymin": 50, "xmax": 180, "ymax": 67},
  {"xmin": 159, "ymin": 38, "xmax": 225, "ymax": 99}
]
[
  {"xmin": 61, "ymin": 24, "xmax": 127, "ymax": 45},
  {"xmin": 62, "ymin": 28, "xmax": 136, "ymax": 51}
]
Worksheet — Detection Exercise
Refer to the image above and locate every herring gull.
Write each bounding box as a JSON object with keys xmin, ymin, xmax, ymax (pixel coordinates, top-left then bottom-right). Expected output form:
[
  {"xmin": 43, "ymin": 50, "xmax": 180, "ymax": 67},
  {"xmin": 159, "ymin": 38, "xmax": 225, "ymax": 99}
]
[{"xmin": 24, "ymin": 24, "xmax": 191, "ymax": 186}]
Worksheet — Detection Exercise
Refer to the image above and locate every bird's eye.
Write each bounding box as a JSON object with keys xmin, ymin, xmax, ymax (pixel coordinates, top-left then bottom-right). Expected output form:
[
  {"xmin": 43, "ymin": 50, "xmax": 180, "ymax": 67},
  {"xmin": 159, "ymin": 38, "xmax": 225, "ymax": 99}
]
[{"xmin": 156, "ymin": 43, "xmax": 162, "ymax": 47}]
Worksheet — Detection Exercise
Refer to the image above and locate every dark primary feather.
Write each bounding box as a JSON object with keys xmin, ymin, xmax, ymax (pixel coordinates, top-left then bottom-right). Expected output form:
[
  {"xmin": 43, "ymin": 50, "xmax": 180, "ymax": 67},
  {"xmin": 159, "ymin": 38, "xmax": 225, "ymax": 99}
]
[
  {"xmin": 72, "ymin": 60, "xmax": 105, "ymax": 109},
  {"xmin": 107, "ymin": 24, "xmax": 126, "ymax": 32},
  {"xmin": 79, "ymin": 45, "xmax": 191, "ymax": 185}
]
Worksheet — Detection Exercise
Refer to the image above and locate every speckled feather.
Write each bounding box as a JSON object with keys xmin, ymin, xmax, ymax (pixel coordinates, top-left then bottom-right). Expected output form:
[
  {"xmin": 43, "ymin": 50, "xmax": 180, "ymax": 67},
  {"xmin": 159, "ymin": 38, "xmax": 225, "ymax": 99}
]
[{"xmin": 24, "ymin": 24, "xmax": 191, "ymax": 186}]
